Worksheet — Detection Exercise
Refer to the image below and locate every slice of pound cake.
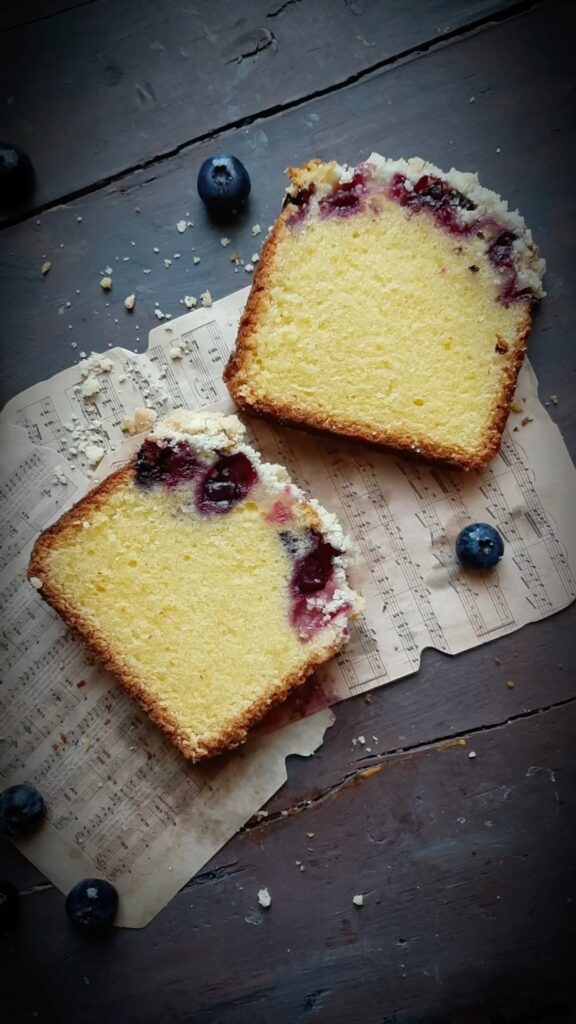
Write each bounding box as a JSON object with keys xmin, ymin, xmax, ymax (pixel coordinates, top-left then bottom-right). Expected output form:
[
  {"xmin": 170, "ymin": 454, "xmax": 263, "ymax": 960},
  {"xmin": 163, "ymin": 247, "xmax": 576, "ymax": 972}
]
[
  {"xmin": 28, "ymin": 412, "xmax": 362, "ymax": 761},
  {"xmin": 224, "ymin": 154, "xmax": 546, "ymax": 469}
]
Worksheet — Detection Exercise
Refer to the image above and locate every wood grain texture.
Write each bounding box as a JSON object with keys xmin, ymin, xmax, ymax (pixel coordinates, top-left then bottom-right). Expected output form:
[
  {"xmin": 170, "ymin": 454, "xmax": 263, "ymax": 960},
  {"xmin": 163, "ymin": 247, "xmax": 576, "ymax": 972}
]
[
  {"xmin": 2, "ymin": 702, "xmax": 576, "ymax": 1022},
  {"xmin": 0, "ymin": 0, "xmax": 523, "ymax": 211},
  {"xmin": 1, "ymin": 2, "xmax": 575, "ymax": 1021}
]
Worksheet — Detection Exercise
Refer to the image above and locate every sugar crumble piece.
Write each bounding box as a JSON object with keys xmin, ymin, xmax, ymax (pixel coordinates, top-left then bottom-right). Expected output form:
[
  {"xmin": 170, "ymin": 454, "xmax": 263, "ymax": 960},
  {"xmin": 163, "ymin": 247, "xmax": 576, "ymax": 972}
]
[
  {"xmin": 81, "ymin": 375, "xmax": 101, "ymax": 400},
  {"xmin": 252, "ymin": 253, "xmax": 260, "ymax": 263},
  {"xmin": 550, "ymin": 394, "xmax": 558, "ymax": 405},
  {"xmin": 220, "ymin": 237, "xmax": 231, "ymax": 247},
  {"xmin": 104, "ymin": 266, "xmax": 113, "ymax": 275},
  {"xmin": 306, "ymin": 832, "xmax": 315, "ymax": 839},
  {"xmin": 76, "ymin": 216, "xmax": 83, "ymax": 223},
  {"xmin": 41, "ymin": 261, "xmax": 52, "ymax": 276},
  {"xmin": 85, "ymin": 444, "xmax": 105, "ymax": 467},
  {"xmin": 124, "ymin": 294, "xmax": 136, "ymax": 312},
  {"xmin": 176, "ymin": 220, "xmax": 188, "ymax": 233},
  {"xmin": 164, "ymin": 258, "xmax": 172, "ymax": 268},
  {"xmin": 352, "ymin": 894, "xmax": 364, "ymax": 907},
  {"xmin": 201, "ymin": 290, "xmax": 213, "ymax": 307},
  {"xmin": 154, "ymin": 308, "xmax": 165, "ymax": 320},
  {"xmin": 468, "ymin": 751, "xmax": 477, "ymax": 760},
  {"xmin": 184, "ymin": 295, "xmax": 197, "ymax": 309},
  {"xmin": 257, "ymin": 887, "xmax": 271, "ymax": 909},
  {"xmin": 121, "ymin": 408, "xmax": 157, "ymax": 435},
  {"xmin": 244, "ymin": 263, "xmax": 254, "ymax": 273},
  {"xmin": 30, "ymin": 576, "xmax": 44, "ymax": 590},
  {"xmin": 357, "ymin": 735, "xmax": 366, "ymax": 745},
  {"xmin": 100, "ymin": 276, "xmax": 113, "ymax": 291},
  {"xmin": 193, "ymin": 256, "xmax": 201, "ymax": 265},
  {"xmin": 169, "ymin": 345, "xmax": 184, "ymax": 360},
  {"xmin": 251, "ymin": 224, "xmax": 261, "ymax": 236}
]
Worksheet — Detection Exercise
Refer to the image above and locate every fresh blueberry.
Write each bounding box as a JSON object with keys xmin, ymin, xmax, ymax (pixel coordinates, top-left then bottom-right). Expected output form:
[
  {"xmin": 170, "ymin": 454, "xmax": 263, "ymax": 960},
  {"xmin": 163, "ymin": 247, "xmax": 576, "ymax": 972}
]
[
  {"xmin": 456, "ymin": 522, "xmax": 504, "ymax": 570},
  {"xmin": 65, "ymin": 878, "xmax": 119, "ymax": 931},
  {"xmin": 0, "ymin": 784, "xmax": 45, "ymax": 838},
  {"xmin": 0, "ymin": 881, "xmax": 20, "ymax": 928},
  {"xmin": 0, "ymin": 143, "xmax": 35, "ymax": 209},
  {"xmin": 197, "ymin": 155, "xmax": 251, "ymax": 217}
]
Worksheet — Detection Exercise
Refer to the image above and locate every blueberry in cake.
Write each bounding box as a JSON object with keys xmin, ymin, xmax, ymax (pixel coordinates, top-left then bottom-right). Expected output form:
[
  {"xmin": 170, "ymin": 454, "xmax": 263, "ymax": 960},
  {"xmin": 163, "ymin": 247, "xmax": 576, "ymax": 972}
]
[
  {"xmin": 28, "ymin": 412, "xmax": 362, "ymax": 761},
  {"xmin": 224, "ymin": 154, "xmax": 546, "ymax": 469}
]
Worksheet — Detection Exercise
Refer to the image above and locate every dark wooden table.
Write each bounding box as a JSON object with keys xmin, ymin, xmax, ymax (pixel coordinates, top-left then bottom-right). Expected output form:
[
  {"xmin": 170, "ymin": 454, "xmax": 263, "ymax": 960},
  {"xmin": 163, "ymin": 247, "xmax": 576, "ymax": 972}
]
[{"xmin": 1, "ymin": 1, "xmax": 575, "ymax": 1021}]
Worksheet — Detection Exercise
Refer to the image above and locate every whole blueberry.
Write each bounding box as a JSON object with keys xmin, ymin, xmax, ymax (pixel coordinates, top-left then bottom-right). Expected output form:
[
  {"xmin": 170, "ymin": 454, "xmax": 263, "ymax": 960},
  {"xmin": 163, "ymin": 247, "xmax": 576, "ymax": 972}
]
[
  {"xmin": 456, "ymin": 522, "xmax": 504, "ymax": 570},
  {"xmin": 0, "ymin": 143, "xmax": 35, "ymax": 209},
  {"xmin": 197, "ymin": 155, "xmax": 251, "ymax": 217},
  {"xmin": 0, "ymin": 784, "xmax": 45, "ymax": 838},
  {"xmin": 66, "ymin": 878, "xmax": 119, "ymax": 931},
  {"xmin": 0, "ymin": 881, "xmax": 20, "ymax": 928}
]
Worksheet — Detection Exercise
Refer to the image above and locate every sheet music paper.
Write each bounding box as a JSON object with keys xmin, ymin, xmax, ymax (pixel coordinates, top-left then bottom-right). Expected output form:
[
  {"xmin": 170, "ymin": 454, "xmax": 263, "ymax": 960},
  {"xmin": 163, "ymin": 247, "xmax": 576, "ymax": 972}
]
[{"xmin": 1, "ymin": 287, "xmax": 574, "ymax": 926}]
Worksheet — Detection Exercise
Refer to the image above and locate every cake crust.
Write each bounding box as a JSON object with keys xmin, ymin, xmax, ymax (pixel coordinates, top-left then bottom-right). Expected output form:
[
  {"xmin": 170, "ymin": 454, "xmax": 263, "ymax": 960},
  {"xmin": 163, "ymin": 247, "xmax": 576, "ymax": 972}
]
[
  {"xmin": 29, "ymin": 464, "xmax": 345, "ymax": 762},
  {"xmin": 224, "ymin": 159, "xmax": 538, "ymax": 471}
]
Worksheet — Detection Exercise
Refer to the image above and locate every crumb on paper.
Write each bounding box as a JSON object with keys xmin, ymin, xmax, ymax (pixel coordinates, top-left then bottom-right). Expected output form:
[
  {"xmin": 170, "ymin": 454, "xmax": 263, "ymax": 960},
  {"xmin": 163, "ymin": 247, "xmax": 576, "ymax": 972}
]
[
  {"xmin": 201, "ymin": 290, "xmax": 213, "ymax": 307},
  {"xmin": 257, "ymin": 887, "xmax": 271, "ymax": 908},
  {"xmin": 521, "ymin": 416, "xmax": 533, "ymax": 427},
  {"xmin": 30, "ymin": 576, "xmax": 43, "ymax": 590},
  {"xmin": 184, "ymin": 295, "xmax": 197, "ymax": 309},
  {"xmin": 352, "ymin": 894, "xmax": 364, "ymax": 907},
  {"xmin": 53, "ymin": 466, "xmax": 68, "ymax": 485},
  {"xmin": 85, "ymin": 444, "xmax": 105, "ymax": 467},
  {"xmin": 169, "ymin": 345, "xmax": 184, "ymax": 360},
  {"xmin": 100, "ymin": 276, "xmax": 112, "ymax": 291},
  {"xmin": 511, "ymin": 401, "xmax": 523, "ymax": 414},
  {"xmin": 121, "ymin": 408, "xmax": 157, "ymax": 435},
  {"xmin": 41, "ymin": 261, "xmax": 52, "ymax": 276},
  {"xmin": 81, "ymin": 375, "xmax": 101, "ymax": 400},
  {"xmin": 251, "ymin": 224, "xmax": 261, "ymax": 236},
  {"xmin": 124, "ymin": 294, "xmax": 136, "ymax": 311}
]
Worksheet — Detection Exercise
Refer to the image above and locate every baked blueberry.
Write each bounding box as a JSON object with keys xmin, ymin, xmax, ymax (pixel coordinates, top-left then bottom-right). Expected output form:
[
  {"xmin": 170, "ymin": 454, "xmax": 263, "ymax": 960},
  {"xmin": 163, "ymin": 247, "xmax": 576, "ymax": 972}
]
[
  {"xmin": 197, "ymin": 155, "xmax": 251, "ymax": 217},
  {"xmin": 0, "ymin": 880, "xmax": 20, "ymax": 928},
  {"xmin": 456, "ymin": 522, "xmax": 504, "ymax": 570},
  {"xmin": 65, "ymin": 878, "xmax": 118, "ymax": 931},
  {"xmin": 0, "ymin": 143, "xmax": 35, "ymax": 209},
  {"xmin": 0, "ymin": 784, "xmax": 45, "ymax": 838}
]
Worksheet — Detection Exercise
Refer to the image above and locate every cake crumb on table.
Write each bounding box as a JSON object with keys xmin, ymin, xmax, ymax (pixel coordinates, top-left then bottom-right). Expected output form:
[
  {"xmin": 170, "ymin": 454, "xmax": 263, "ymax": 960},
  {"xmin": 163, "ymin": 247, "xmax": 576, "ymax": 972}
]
[
  {"xmin": 124, "ymin": 294, "xmax": 136, "ymax": 311},
  {"xmin": 100, "ymin": 276, "xmax": 112, "ymax": 291},
  {"xmin": 257, "ymin": 887, "xmax": 271, "ymax": 908},
  {"xmin": 41, "ymin": 260, "xmax": 52, "ymax": 276}
]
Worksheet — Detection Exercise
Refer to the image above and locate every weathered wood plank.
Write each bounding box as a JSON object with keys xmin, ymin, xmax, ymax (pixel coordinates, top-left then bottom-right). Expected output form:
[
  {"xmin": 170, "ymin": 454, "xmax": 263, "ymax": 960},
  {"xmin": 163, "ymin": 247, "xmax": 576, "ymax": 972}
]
[
  {"xmin": 0, "ymin": 0, "xmax": 101, "ymax": 34},
  {"xmin": 0, "ymin": 0, "xmax": 524, "ymax": 210},
  {"xmin": 2, "ymin": 702, "xmax": 575, "ymax": 1022}
]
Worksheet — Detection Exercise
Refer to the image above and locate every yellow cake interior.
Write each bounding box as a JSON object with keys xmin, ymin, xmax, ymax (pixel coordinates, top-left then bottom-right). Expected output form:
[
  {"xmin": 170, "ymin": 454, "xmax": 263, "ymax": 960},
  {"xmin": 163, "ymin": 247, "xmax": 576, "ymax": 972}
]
[
  {"xmin": 39, "ymin": 477, "xmax": 323, "ymax": 753},
  {"xmin": 236, "ymin": 199, "xmax": 528, "ymax": 461}
]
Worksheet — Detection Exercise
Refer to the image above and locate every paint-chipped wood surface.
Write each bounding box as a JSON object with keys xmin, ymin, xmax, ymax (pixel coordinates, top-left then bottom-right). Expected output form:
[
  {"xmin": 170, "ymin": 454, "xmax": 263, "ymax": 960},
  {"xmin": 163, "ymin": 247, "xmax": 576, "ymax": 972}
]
[{"xmin": 1, "ymin": 1, "xmax": 575, "ymax": 1022}]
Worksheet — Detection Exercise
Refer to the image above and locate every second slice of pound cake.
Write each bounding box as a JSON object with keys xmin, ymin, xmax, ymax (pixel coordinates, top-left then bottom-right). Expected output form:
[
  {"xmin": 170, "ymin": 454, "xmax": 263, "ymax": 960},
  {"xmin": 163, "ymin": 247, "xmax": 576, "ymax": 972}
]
[
  {"xmin": 28, "ymin": 412, "xmax": 362, "ymax": 761},
  {"xmin": 224, "ymin": 154, "xmax": 546, "ymax": 469}
]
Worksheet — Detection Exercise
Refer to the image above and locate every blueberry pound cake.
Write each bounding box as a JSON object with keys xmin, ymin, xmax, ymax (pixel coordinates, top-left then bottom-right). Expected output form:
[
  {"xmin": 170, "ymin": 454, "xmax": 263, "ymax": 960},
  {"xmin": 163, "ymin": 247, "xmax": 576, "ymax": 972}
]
[
  {"xmin": 224, "ymin": 154, "xmax": 546, "ymax": 469},
  {"xmin": 28, "ymin": 412, "xmax": 362, "ymax": 761}
]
